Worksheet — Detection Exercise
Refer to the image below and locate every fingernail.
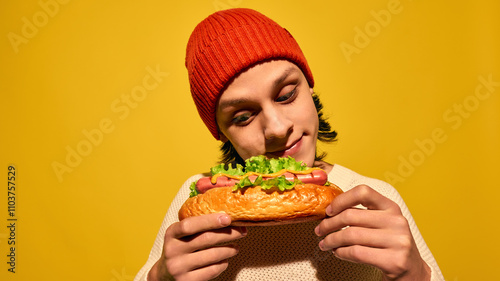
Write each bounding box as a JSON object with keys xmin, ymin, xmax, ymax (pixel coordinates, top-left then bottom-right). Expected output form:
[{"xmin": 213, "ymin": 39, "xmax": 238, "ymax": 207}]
[
  {"xmin": 325, "ymin": 205, "xmax": 333, "ymax": 216},
  {"xmin": 314, "ymin": 225, "xmax": 321, "ymax": 236},
  {"xmin": 226, "ymin": 244, "xmax": 239, "ymax": 256},
  {"xmin": 318, "ymin": 240, "xmax": 325, "ymax": 251},
  {"xmin": 232, "ymin": 244, "xmax": 240, "ymax": 252},
  {"xmin": 240, "ymin": 226, "xmax": 248, "ymax": 236},
  {"xmin": 219, "ymin": 214, "xmax": 231, "ymax": 226}
]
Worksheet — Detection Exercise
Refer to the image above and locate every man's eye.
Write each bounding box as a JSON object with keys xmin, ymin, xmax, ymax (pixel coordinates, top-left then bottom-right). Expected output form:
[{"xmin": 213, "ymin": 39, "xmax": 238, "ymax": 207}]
[
  {"xmin": 232, "ymin": 112, "xmax": 252, "ymax": 124},
  {"xmin": 276, "ymin": 87, "xmax": 297, "ymax": 102}
]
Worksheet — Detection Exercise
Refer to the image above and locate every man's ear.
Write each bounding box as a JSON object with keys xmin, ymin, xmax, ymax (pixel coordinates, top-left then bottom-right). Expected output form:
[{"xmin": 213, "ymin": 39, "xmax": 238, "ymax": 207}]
[{"xmin": 309, "ymin": 87, "xmax": 314, "ymax": 95}]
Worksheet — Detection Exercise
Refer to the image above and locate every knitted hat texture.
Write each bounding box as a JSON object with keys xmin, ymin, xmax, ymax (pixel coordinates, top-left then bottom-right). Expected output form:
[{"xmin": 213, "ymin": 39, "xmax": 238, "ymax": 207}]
[{"xmin": 185, "ymin": 8, "xmax": 314, "ymax": 139}]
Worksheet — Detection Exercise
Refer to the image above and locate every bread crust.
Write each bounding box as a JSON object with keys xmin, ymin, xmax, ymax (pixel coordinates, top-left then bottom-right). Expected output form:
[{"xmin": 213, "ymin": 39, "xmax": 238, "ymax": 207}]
[{"xmin": 178, "ymin": 183, "xmax": 344, "ymax": 226}]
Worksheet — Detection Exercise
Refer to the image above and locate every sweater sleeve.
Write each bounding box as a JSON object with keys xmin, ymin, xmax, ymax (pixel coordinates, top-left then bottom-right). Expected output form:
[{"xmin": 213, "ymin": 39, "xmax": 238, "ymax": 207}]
[
  {"xmin": 380, "ymin": 183, "xmax": 444, "ymax": 281},
  {"xmin": 329, "ymin": 165, "xmax": 445, "ymax": 281},
  {"xmin": 133, "ymin": 174, "xmax": 204, "ymax": 281}
]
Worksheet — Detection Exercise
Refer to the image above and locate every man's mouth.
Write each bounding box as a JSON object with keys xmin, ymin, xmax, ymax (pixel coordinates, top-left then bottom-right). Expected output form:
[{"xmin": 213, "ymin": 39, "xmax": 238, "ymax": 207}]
[{"xmin": 267, "ymin": 137, "xmax": 302, "ymax": 158}]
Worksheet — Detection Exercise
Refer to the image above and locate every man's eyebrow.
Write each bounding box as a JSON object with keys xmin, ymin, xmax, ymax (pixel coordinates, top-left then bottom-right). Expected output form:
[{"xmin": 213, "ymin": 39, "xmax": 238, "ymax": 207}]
[
  {"xmin": 218, "ymin": 98, "xmax": 250, "ymax": 111},
  {"xmin": 273, "ymin": 66, "xmax": 299, "ymax": 87},
  {"xmin": 218, "ymin": 66, "xmax": 299, "ymax": 111}
]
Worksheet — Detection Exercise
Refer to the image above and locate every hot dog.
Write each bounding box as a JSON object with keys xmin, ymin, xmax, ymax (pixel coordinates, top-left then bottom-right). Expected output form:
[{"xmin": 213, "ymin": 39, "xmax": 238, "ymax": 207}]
[
  {"xmin": 178, "ymin": 156, "xmax": 343, "ymax": 226},
  {"xmin": 195, "ymin": 169, "xmax": 328, "ymax": 194}
]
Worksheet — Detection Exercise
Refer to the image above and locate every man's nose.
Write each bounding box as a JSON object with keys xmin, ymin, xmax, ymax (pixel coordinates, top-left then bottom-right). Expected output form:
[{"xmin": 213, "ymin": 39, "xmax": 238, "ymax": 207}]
[{"xmin": 263, "ymin": 107, "xmax": 293, "ymax": 140}]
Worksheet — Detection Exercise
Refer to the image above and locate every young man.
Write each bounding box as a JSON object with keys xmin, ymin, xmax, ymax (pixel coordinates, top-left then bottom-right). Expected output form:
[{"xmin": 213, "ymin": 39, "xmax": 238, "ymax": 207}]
[{"xmin": 135, "ymin": 8, "xmax": 444, "ymax": 281}]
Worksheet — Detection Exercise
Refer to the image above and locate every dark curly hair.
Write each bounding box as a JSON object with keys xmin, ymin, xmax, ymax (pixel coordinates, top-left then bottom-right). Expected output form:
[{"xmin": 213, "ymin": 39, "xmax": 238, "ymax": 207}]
[{"xmin": 219, "ymin": 92, "xmax": 338, "ymax": 165}]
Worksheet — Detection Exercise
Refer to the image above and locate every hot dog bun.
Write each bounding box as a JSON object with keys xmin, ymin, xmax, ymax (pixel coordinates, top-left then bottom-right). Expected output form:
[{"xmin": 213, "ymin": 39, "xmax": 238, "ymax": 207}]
[{"xmin": 178, "ymin": 183, "xmax": 343, "ymax": 226}]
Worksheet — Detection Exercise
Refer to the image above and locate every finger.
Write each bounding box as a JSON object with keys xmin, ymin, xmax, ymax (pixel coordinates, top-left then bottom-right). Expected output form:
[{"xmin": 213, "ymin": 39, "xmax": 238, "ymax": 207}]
[
  {"xmin": 167, "ymin": 245, "xmax": 239, "ymax": 278},
  {"xmin": 315, "ymin": 208, "xmax": 387, "ymax": 236},
  {"xmin": 332, "ymin": 245, "xmax": 413, "ymax": 278},
  {"xmin": 180, "ymin": 226, "xmax": 247, "ymax": 254},
  {"xmin": 185, "ymin": 244, "xmax": 239, "ymax": 272},
  {"xmin": 318, "ymin": 226, "xmax": 393, "ymax": 251},
  {"xmin": 175, "ymin": 260, "xmax": 230, "ymax": 281},
  {"xmin": 326, "ymin": 185, "xmax": 397, "ymax": 217},
  {"xmin": 168, "ymin": 213, "xmax": 232, "ymax": 239}
]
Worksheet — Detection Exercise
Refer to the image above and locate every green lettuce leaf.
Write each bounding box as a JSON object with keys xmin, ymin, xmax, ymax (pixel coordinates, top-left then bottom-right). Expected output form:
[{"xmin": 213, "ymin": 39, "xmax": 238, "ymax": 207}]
[
  {"xmin": 243, "ymin": 155, "xmax": 307, "ymax": 174},
  {"xmin": 190, "ymin": 156, "xmax": 309, "ymax": 197},
  {"xmin": 210, "ymin": 163, "xmax": 245, "ymax": 176},
  {"xmin": 260, "ymin": 175, "xmax": 302, "ymax": 191},
  {"xmin": 189, "ymin": 181, "xmax": 199, "ymax": 197},
  {"xmin": 234, "ymin": 175, "xmax": 263, "ymax": 190},
  {"xmin": 232, "ymin": 175, "xmax": 302, "ymax": 191}
]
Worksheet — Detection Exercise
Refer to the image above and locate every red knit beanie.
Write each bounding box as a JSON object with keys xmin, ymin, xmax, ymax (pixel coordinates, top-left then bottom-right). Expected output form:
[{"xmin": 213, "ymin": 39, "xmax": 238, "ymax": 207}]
[{"xmin": 185, "ymin": 8, "xmax": 314, "ymax": 140}]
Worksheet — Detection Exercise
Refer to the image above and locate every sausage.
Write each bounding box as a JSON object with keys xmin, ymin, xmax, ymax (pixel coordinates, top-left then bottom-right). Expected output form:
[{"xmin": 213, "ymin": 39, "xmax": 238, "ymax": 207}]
[
  {"xmin": 196, "ymin": 177, "xmax": 239, "ymax": 194},
  {"xmin": 292, "ymin": 170, "xmax": 328, "ymax": 185},
  {"xmin": 196, "ymin": 169, "xmax": 328, "ymax": 194}
]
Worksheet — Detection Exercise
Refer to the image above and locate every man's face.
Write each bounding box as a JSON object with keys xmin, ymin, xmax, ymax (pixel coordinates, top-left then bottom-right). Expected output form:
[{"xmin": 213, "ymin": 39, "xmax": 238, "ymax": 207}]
[{"xmin": 216, "ymin": 60, "xmax": 319, "ymax": 167}]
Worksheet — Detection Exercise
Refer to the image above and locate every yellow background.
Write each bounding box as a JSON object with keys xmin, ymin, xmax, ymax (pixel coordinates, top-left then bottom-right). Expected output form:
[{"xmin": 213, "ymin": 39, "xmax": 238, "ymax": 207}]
[{"xmin": 1, "ymin": 0, "xmax": 499, "ymax": 280}]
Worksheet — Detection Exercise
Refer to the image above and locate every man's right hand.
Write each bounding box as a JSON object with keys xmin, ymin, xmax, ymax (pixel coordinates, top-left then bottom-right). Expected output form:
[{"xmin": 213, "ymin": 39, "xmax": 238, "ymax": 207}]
[{"xmin": 148, "ymin": 213, "xmax": 247, "ymax": 281}]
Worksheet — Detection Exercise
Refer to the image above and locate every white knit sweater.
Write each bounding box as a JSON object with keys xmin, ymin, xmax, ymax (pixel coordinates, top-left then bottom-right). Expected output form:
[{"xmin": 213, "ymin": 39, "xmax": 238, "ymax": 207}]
[{"xmin": 135, "ymin": 164, "xmax": 444, "ymax": 280}]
